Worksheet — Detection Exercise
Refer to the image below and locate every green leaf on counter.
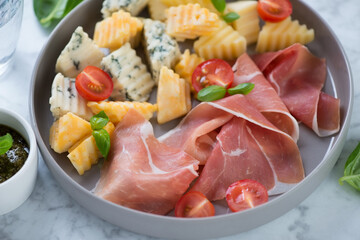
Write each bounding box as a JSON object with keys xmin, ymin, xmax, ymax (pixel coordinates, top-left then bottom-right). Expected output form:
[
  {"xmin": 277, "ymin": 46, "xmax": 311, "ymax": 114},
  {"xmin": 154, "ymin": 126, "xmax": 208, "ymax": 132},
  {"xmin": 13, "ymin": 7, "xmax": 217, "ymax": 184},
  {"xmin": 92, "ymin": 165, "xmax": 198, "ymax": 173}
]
[
  {"xmin": 339, "ymin": 142, "xmax": 360, "ymax": 191},
  {"xmin": 33, "ymin": 0, "xmax": 84, "ymax": 28},
  {"xmin": 222, "ymin": 12, "xmax": 240, "ymax": 23},
  {"xmin": 93, "ymin": 129, "xmax": 111, "ymax": 160},
  {"xmin": 228, "ymin": 83, "xmax": 255, "ymax": 95},
  {"xmin": 197, "ymin": 85, "xmax": 227, "ymax": 102},
  {"xmin": 0, "ymin": 133, "xmax": 13, "ymax": 155}
]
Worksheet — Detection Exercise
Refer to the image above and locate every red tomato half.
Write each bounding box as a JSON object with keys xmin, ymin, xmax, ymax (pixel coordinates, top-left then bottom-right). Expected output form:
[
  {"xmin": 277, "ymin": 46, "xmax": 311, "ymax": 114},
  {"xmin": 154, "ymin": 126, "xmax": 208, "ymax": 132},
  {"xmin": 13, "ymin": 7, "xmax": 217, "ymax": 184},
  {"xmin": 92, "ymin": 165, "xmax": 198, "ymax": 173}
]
[
  {"xmin": 75, "ymin": 66, "xmax": 113, "ymax": 101},
  {"xmin": 175, "ymin": 191, "xmax": 215, "ymax": 218},
  {"xmin": 192, "ymin": 59, "xmax": 234, "ymax": 93},
  {"xmin": 226, "ymin": 179, "xmax": 268, "ymax": 212},
  {"xmin": 257, "ymin": 0, "xmax": 293, "ymax": 23}
]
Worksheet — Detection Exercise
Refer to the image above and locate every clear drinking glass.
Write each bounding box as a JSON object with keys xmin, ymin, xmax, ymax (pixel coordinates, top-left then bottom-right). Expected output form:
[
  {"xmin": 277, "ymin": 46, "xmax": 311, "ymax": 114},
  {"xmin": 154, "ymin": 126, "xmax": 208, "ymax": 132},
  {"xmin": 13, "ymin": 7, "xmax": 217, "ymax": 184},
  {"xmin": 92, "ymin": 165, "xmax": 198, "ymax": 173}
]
[{"xmin": 0, "ymin": 0, "xmax": 24, "ymax": 77}]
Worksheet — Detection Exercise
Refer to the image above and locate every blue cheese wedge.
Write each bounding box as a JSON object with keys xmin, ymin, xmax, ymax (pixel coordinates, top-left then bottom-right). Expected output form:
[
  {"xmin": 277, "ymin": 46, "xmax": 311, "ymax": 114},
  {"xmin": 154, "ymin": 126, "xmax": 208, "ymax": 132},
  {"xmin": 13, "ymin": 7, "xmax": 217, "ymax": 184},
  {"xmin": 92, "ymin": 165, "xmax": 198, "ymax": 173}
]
[
  {"xmin": 55, "ymin": 26, "xmax": 105, "ymax": 78},
  {"xmin": 49, "ymin": 73, "xmax": 93, "ymax": 121},
  {"xmin": 101, "ymin": 0, "xmax": 149, "ymax": 17},
  {"xmin": 142, "ymin": 18, "xmax": 181, "ymax": 84},
  {"xmin": 101, "ymin": 42, "xmax": 155, "ymax": 102}
]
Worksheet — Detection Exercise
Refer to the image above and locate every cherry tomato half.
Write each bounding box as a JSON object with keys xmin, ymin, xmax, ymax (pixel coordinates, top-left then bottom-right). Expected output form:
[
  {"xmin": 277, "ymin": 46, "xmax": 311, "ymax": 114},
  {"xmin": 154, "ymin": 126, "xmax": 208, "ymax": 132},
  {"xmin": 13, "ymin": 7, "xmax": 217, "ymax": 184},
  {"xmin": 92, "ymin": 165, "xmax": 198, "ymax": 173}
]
[
  {"xmin": 226, "ymin": 179, "xmax": 268, "ymax": 212},
  {"xmin": 75, "ymin": 66, "xmax": 113, "ymax": 101},
  {"xmin": 257, "ymin": 0, "xmax": 293, "ymax": 23},
  {"xmin": 175, "ymin": 191, "xmax": 215, "ymax": 218},
  {"xmin": 192, "ymin": 59, "xmax": 234, "ymax": 93}
]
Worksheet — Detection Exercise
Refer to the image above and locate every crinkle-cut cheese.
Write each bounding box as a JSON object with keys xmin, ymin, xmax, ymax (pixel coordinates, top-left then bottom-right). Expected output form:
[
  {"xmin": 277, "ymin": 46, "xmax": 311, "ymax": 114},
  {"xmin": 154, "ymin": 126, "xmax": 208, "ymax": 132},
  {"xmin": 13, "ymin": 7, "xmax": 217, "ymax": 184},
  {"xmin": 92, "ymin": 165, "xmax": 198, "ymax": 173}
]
[
  {"xmin": 165, "ymin": 4, "xmax": 219, "ymax": 42},
  {"xmin": 93, "ymin": 10, "xmax": 143, "ymax": 50},
  {"xmin": 148, "ymin": 0, "xmax": 168, "ymax": 21},
  {"xmin": 256, "ymin": 17, "xmax": 315, "ymax": 53},
  {"xmin": 55, "ymin": 26, "xmax": 104, "ymax": 78},
  {"xmin": 160, "ymin": 0, "xmax": 216, "ymax": 12},
  {"xmin": 101, "ymin": 43, "xmax": 155, "ymax": 102},
  {"xmin": 49, "ymin": 73, "xmax": 93, "ymax": 121},
  {"xmin": 87, "ymin": 101, "xmax": 158, "ymax": 124},
  {"xmin": 157, "ymin": 66, "xmax": 191, "ymax": 124},
  {"xmin": 227, "ymin": 1, "xmax": 260, "ymax": 45},
  {"xmin": 174, "ymin": 49, "xmax": 203, "ymax": 92},
  {"xmin": 142, "ymin": 18, "xmax": 181, "ymax": 83},
  {"xmin": 101, "ymin": 0, "xmax": 149, "ymax": 18},
  {"xmin": 67, "ymin": 122, "xmax": 115, "ymax": 175},
  {"xmin": 49, "ymin": 112, "xmax": 92, "ymax": 154},
  {"xmin": 194, "ymin": 20, "xmax": 247, "ymax": 60}
]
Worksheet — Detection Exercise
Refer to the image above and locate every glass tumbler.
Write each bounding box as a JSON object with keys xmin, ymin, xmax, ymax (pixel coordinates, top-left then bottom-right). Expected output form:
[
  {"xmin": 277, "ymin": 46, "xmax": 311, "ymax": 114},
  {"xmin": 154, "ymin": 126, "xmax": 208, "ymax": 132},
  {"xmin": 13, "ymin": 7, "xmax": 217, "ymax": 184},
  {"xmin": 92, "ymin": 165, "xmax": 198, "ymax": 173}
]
[{"xmin": 0, "ymin": 0, "xmax": 24, "ymax": 77}]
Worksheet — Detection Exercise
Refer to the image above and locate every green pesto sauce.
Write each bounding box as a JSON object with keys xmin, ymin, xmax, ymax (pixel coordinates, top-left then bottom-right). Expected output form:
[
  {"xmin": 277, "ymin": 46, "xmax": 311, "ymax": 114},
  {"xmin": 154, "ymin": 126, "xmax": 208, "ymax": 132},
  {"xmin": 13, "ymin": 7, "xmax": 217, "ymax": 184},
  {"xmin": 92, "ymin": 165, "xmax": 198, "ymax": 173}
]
[{"xmin": 0, "ymin": 124, "xmax": 29, "ymax": 183}]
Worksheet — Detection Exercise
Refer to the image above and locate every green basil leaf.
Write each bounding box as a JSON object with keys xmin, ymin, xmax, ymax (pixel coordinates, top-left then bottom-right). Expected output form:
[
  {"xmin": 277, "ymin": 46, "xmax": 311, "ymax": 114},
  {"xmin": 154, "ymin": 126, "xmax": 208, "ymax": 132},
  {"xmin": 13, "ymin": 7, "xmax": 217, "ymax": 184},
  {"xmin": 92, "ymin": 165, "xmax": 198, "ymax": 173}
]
[
  {"xmin": 211, "ymin": 0, "xmax": 226, "ymax": 13},
  {"xmin": 90, "ymin": 111, "xmax": 109, "ymax": 130},
  {"xmin": 197, "ymin": 85, "xmax": 227, "ymax": 102},
  {"xmin": 0, "ymin": 133, "xmax": 13, "ymax": 155},
  {"xmin": 228, "ymin": 83, "xmax": 255, "ymax": 95},
  {"xmin": 33, "ymin": 0, "xmax": 84, "ymax": 28},
  {"xmin": 93, "ymin": 129, "xmax": 111, "ymax": 160},
  {"xmin": 222, "ymin": 12, "xmax": 241, "ymax": 23},
  {"xmin": 339, "ymin": 142, "xmax": 360, "ymax": 191}
]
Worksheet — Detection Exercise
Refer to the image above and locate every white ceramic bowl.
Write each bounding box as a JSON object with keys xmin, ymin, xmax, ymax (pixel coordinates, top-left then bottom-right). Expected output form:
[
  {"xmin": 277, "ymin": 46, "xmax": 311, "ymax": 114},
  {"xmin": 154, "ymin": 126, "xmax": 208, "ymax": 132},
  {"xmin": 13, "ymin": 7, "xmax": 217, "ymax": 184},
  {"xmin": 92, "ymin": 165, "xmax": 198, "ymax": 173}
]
[{"xmin": 0, "ymin": 108, "xmax": 38, "ymax": 215}]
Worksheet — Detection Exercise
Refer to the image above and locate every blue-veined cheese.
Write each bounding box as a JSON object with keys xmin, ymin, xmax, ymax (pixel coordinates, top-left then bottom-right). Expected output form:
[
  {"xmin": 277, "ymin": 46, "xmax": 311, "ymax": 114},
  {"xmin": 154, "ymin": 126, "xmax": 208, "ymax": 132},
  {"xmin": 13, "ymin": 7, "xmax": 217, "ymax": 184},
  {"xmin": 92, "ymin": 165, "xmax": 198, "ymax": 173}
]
[
  {"xmin": 101, "ymin": 0, "xmax": 149, "ymax": 17},
  {"xmin": 142, "ymin": 18, "xmax": 181, "ymax": 84},
  {"xmin": 55, "ymin": 26, "xmax": 104, "ymax": 78},
  {"xmin": 49, "ymin": 73, "xmax": 93, "ymax": 121},
  {"xmin": 101, "ymin": 42, "xmax": 155, "ymax": 102}
]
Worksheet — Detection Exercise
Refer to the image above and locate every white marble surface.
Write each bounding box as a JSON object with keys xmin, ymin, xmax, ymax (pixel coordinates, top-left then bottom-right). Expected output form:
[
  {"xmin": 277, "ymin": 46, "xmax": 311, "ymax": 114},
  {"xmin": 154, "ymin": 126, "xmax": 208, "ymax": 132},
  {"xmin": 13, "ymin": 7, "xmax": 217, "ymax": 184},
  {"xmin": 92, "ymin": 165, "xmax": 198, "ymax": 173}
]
[{"xmin": 1, "ymin": 0, "xmax": 360, "ymax": 239}]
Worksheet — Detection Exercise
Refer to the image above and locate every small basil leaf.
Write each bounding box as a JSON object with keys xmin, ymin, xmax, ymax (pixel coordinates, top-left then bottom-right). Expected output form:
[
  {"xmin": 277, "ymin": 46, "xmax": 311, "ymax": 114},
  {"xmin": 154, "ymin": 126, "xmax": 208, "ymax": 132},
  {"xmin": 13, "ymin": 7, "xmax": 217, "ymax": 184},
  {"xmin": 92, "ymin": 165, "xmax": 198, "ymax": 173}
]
[
  {"xmin": 228, "ymin": 83, "xmax": 255, "ymax": 95},
  {"xmin": 211, "ymin": 0, "xmax": 226, "ymax": 13},
  {"xmin": 222, "ymin": 12, "xmax": 240, "ymax": 23},
  {"xmin": 339, "ymin": 142, "xmax": 360, "ymax": 191},
  {"xmin": 90, "ymin": 111, "xmax": 109, "ymax": 130},
  {"xmin": 0, "ymin": 133, "xmax": 13, "ymax": 155},
  {"xmin": 197, "ymin": 85, "xmax": 227, "ymax": 102},
  {"xmin": 93, "ymin": 129, "xmax": 111, "ymax": 160}
]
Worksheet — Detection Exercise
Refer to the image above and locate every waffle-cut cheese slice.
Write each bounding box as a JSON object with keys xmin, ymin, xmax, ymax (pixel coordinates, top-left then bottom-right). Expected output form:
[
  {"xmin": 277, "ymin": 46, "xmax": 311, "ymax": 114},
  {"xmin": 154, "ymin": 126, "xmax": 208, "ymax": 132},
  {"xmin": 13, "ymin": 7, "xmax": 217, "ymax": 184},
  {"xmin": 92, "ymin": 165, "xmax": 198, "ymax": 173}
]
[
  {"xmin": 256, "ymin": 17, "xmax": 315, "ymax": 53},
  {"xmin": 166, "ymin": 3, "xmax": 219, "ymax": 41},
  {"xmin": 93, "ymin": 10, "xmax": 143, "ymax": 50},
  {"xmin": 87, "ymin": 101, "xmax": 158, "ymax": 124}
]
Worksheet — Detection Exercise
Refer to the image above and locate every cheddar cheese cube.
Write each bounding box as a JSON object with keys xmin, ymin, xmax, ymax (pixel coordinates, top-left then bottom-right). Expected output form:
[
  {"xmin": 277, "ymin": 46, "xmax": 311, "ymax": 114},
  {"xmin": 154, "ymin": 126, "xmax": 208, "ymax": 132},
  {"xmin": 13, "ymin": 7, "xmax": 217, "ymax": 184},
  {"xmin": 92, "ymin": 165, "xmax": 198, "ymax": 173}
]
[{"xmin": 49, "ymin": 112, "xmax": 92, "ymax": 153}]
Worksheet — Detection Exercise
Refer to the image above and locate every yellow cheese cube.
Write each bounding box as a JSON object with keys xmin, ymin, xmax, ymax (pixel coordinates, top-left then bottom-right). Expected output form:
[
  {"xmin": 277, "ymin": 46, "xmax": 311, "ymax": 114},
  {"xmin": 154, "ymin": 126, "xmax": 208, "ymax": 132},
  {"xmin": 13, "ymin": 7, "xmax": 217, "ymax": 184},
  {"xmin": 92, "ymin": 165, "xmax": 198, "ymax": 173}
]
[
  {"xmin": 67, "ymin": 122, "xmax": 115, "ymax": 175},
  {"xmin": 49, "ymin": 112, "xmax": 92, "ymax": 153},
  {"xmin": 227, "ymin": 1, "xmax": 260, "ymax": 45},
  {"xmin": 157, "ymin": 66, "xmax": 191, "ymax": 124}
]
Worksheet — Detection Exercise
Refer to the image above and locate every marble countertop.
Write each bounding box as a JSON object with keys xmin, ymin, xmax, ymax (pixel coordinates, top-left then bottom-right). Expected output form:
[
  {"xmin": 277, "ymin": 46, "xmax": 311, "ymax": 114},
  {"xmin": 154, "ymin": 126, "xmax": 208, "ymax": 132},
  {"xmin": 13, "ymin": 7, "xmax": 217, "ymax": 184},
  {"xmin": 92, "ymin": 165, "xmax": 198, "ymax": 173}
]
[{"xmin": 1, "ymin": 0, "xmax": 360, "ymax": 239}]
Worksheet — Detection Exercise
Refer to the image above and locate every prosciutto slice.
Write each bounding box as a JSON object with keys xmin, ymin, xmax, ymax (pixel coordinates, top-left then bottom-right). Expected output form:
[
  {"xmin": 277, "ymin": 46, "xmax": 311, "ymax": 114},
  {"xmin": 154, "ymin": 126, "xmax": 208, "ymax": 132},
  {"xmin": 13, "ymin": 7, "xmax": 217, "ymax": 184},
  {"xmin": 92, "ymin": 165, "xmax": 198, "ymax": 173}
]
[
  {"xmin": 252, "ymin": 43, "xmax": 340, "ymax": 137},
  {"xmin": 161, "ymin": 95, "xmax": 304, "ymax": 199},
  {"xmin": 233, "ymin": 53, "xmax": 299, "ymax": 141},
  {"xmin": 159, "ymin": 103, "xmax": 234, "ymax": 165},
  {"xmin": 94, "ymin": 109, "xmax": 199, "ymax": 215}
]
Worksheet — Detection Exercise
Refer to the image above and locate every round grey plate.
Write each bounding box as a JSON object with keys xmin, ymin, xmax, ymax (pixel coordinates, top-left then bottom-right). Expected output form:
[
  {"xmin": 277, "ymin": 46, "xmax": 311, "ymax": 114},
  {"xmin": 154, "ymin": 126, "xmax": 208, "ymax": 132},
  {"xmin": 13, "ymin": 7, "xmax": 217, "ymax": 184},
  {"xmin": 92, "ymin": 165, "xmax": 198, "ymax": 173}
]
[{"xmin": 29, "ymin": 0, "xmax": 353, "ymax": 239}]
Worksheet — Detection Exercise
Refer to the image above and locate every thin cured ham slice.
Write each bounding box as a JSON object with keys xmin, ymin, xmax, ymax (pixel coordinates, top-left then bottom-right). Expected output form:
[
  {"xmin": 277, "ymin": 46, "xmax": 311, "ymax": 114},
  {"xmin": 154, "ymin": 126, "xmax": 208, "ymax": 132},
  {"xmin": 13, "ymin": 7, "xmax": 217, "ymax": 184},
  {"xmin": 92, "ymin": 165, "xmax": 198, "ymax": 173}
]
[
  {"xmin": 252, "ymin": 43, "xmax": 340, "ymax": 137},
  {"xmin": 233, "ymin": 53, "xmax": 299, "ymax": 141},
  {"xmin": 159, "ymin": 104, "xmax": 234, "ymax": 165},
  {"xmin": 189, "ymin": 95, "xmax": 304, "ymax": 200},
  {"xmin": 94, "ymin": 109, "xmax": 199, "ymax": 215}
]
